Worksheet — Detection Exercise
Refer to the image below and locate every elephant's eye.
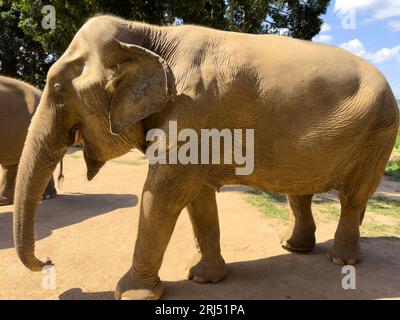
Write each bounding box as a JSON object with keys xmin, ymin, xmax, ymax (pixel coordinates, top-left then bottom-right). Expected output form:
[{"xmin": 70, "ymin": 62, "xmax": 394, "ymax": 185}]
[{"xmin": 54, "ymin": 83, "xmax": 63, "ymax": 92}]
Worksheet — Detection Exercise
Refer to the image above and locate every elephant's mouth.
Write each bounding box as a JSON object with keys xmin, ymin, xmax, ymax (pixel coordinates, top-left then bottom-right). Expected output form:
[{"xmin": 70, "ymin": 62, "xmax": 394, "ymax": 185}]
[{"xmin": 82, "ymin": 146, "xmax": 105, "ymax": 181}]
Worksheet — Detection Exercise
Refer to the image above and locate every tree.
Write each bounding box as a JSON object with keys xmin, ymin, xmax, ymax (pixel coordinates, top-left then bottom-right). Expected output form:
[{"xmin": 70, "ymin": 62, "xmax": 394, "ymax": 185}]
[
  {"xmin": 0, "ymin": 0, "xmax": 330, "ymax": 86},
  {"xmin": 0, "ymin": 1, "xmax": 54, "ymax": 87}
]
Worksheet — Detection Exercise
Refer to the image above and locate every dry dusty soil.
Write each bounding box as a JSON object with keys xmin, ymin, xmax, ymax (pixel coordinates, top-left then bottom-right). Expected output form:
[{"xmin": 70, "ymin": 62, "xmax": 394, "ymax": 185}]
[{"xmin": 0, "ymin": 148, "xmax": 399, "ymax": 299}]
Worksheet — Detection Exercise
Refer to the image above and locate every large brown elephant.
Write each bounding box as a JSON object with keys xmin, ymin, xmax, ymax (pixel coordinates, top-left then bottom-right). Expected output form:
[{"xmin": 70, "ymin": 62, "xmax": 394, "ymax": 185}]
[
  {"xmin": 13, "ymin": 16, "xmax": 399, "ymax": 300},
  {"xmin": 0, "ymin": 75, "xmax": 59, "ymax": 205}
]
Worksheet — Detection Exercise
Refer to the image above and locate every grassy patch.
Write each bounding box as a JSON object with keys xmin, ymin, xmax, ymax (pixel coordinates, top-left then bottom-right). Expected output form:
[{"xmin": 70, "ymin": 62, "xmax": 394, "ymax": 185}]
[
  {"xmin": 110, "ymin": 159, "xmax": 144, "ymax": 166},
  {"xmin": 317, "ymin": 203, "xmax": 341, "ymax": 219},
  {"xmin": 68, "ymin": 154, "xmax": 82, "ymax": 159},
  {"xmin": 246, "ymin": 189, "xmax": 400, "ymax": 237},
  {"xmin": 246, "ymin": 190, "xmax": 288, "ymax": 222},
  {"xmin": 385, "ymin": 129, "xmax": 400, "ymax": 180},
  {"xmin": 361, "ymin": 223, "xmax": 394, "ymax": 237},
  {"xmin": 368, "ymin": 195, "xmax": 400, "ymax": 218}
]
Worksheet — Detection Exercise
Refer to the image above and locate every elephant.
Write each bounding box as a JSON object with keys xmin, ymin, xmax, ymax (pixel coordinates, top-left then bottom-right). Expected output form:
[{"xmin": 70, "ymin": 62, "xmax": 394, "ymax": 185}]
[
  {"xmin": 13, "ymin": 15, "xmax": 399, "ymax": 300},
  {"xmin": 0, "ymin": 75, "xmax": 60, "ymax": 205}
]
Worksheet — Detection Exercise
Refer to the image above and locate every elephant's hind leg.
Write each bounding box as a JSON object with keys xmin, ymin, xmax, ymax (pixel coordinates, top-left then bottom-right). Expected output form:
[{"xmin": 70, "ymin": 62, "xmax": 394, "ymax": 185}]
[
  {"xmin": 328, "ymin": 195, "xmax": 366, "ymax": 265},
  {"xmin": 328, "ymin": 123, "xmax": 397, "ymax": 265},
  {"xmin": 186, "ymin": 185, "xmax": 227, "ymax": 283},
  {"xmin": 328, "ymin": 161, "xmax": 381, "ymax": 265},
  {"xmin": 0, "ymin": 164, "xmax": 18, "ymax": 205},
  {"xmin": 280, "ymin": 194, "xmax": 316, "ymax": 252}
]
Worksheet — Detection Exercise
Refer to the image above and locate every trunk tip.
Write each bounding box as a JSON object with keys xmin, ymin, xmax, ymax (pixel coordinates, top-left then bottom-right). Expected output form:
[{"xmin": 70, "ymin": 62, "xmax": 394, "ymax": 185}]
[{"xmin": 17, "ymin": 252, "xmax": 52, "ymax": 272}]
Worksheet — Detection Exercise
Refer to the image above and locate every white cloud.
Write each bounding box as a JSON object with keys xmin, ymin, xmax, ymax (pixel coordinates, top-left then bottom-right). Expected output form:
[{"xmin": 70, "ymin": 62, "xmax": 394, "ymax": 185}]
[
  {"xmin": 339, "ymin": 39, "xmax": 400, "ymax": 65},
  {"xmin": 339, "ymin": 39, "xmax": 367, "ymax": 57},
  {"xmin": 369, "ymin": 46, "xmax": 400, "ymax": 64},
  {"xmin": 313, "ymin": 34, "xmax": 334, "ymax": 44},
  {"xmin": 320, "ymin": 22, "xmax": 332, "ymax": 32},
  {"xmin": 389, "ymin": 20, "xmax": 400, "ymax": 31},
  {"xmin": 313, "ymin": 23, "xmax": 333, "ymax": 43},
  {"xmin": 334, "ymin": 0, "xmax": 400, "ymax": 22}
]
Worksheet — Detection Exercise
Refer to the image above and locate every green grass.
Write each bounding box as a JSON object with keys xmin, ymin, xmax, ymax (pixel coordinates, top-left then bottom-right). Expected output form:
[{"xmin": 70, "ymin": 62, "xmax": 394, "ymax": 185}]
[
  {"xmin": 68, "ymin": 154, "xmax": 82, "ymax": 159},
  {"xmin": 247, "ymin": 189, "xmax": 400, "ymax": 237},
  {"xmin": 319, "ymin": 203, "xmax": 341, "ymax": 219},
  {"xmin": 368, "ymin": 195, "xmax": 400, "ymax": 217},
  {"xmin": 246, "ymin": 190, "xmax": 288, "ymax": 222},
  {"xmin": 385, "ymin": 129, "xmax": 400, "ymax": 180},
  {"xmin": 361, "ymin": 223, "xmax": 393, "ymax": 236},
  {"xmin": 110, "ymin": 159, "xmax": 144, "ymax": 166}
]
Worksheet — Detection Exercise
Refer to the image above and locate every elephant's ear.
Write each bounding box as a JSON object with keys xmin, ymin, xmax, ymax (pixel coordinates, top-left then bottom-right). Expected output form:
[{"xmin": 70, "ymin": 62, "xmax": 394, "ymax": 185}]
[{"xmin": 107, "ymin": 41, "xmax": 176, "ymax": 135}]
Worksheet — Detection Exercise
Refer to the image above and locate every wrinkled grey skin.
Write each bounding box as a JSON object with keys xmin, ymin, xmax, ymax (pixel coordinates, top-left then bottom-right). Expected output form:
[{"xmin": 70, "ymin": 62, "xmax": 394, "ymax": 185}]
[
  {"xmin": 13, "ymin": 16, "xmax": 399, "ymax": 300},
  {"xmin": 0, "ymin": 75, "xmax": 58, "ymax": 205}
]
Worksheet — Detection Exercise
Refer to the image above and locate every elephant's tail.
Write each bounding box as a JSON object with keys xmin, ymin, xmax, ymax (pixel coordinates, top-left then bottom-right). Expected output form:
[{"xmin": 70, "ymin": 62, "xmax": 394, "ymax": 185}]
[{"xmin": 57, "ymin": 158, "xmax": 64, "ymax": 189}]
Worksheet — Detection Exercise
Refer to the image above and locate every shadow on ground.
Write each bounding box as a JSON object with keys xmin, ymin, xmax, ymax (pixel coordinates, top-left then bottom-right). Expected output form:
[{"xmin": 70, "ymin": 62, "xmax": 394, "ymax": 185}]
[
  {"xmin": 0, "ymin": 193, "xmax": 138, "ymax": 249},
  {"xmin": 59, "ymin": 236, "xmax": 400, "ymax": 300}
]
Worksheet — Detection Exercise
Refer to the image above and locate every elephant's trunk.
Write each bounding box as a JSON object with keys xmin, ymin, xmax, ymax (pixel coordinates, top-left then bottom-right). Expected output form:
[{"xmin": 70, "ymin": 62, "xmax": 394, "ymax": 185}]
[{"xmin": 13, "ymin": 107, "xmax": 67, "ymax": 271}]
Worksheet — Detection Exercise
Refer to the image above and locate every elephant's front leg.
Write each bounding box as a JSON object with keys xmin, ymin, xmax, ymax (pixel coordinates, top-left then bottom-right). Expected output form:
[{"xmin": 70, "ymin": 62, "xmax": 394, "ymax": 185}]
[
  {"xmin": 186, "ymin": 185, "xmax": 227, "ymax": 283},
  {"xmin": 114, "ymin": 165, "xmax": 208, "ymax": 300}
]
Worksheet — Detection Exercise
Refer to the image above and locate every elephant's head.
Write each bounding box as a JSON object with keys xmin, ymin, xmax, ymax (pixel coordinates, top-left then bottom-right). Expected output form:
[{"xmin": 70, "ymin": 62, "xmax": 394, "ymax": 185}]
[{"xmin": 13, "ymin": 16, "xmax": 176, "ymax": 271}]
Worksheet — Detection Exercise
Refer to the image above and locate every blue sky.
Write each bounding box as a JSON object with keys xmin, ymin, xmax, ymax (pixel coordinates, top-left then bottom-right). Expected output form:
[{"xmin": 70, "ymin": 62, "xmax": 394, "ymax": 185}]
[{"xmin": 313, "ymin": 0, "xmax": 400, "ymax": 98}]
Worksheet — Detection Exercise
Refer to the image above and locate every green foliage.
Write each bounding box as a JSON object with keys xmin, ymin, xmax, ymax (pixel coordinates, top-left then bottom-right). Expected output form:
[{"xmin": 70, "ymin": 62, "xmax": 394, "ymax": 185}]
[
  {"xmin": 385, "ymin": 129, "xmax": 400, "ymax": 180},
  {"xmin": 385, "ymin": 160, "xmax": 400, "ymax": 180},
  {"xmin": 1, "ymin": 0, "xmax": 330, "ymax": 86},
  {"xmin": 0, "ymin": 0, "xmax": 54, "ymax": 87}
]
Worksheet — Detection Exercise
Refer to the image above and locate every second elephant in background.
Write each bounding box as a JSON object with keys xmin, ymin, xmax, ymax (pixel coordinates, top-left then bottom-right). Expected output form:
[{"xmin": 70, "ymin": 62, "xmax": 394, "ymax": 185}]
[{"xmin": 0, "ymin": 75, "xmax": 61, "ymax": 205}]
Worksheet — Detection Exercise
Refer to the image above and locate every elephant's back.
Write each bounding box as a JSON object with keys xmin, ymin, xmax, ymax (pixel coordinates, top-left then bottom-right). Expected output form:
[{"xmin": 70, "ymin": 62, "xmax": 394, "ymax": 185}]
[{"xmin": 0, "ymin": 76, "xmax": 41, "ymax": 165}]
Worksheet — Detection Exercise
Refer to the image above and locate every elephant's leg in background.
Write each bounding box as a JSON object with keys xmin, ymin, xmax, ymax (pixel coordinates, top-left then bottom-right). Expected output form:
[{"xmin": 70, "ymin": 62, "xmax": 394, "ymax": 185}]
[
  {"xmin": 43, "ymin": 176, "xmax": 57, "ymax": 199},
  {"xmin": 186, "ymin": 185, "xmax": 227, "ymax": 283},
  {"xmin": 0, "ymin": 164, "xmax": 18, "ymax": 205},
  {"xmin": 280, "ymin": 194, "xmax": 316, "ymax": 252},
  {"xmin": 115, "ymin": 165, "xmax": 208, "ymax": 300}
]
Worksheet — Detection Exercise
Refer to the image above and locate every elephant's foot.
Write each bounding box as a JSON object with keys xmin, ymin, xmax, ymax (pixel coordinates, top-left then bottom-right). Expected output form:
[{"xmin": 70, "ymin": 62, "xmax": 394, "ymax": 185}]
[
  {"xmin": 186, "ymin": 254, "xmax": 227, "ymax": 283},
  {"xmin": 0, "ymin": 195, "xmax": 13, "ymax": 206},
  {"xmin": 327, "ymin": 243, "xmax": 362, "ymax": 265},
  {"xmin": 279, "ymin": 226, "xmax": 316, "ymax": 252},
  {"xmin": 114, "ymin": 269, "xmax": 164, "ymax": 300},
  {"xmin": 42, "ymin": 188, "xmax": 57, "ymax": 200}
]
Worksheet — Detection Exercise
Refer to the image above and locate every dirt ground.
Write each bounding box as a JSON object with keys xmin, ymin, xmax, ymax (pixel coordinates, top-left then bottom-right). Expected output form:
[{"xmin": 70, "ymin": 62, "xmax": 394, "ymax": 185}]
[{"xmin": 0, "ymin": 148, "xmax": 399, "ymax": 300}]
